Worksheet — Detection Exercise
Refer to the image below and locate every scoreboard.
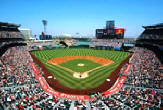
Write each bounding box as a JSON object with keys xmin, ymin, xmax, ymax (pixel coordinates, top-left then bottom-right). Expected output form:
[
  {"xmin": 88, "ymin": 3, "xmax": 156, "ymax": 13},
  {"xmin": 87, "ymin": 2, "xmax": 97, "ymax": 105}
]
[
  {"xmin": 96, "ymin": 21, "xmax": 125, "ymax": 39},
  {"xmin": 115, "ymin": 28, "xmax": 124, "ymax": 35},
  {"xmin": 96, "ymin": 28, "xmax": 124, "ymax": 39}
]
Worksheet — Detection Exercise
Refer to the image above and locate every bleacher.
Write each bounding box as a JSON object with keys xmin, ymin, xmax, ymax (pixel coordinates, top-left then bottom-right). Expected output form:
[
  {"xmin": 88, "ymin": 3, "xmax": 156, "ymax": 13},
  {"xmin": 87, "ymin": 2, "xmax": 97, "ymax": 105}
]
[{"xmin": 136, "ymin": 23, "xmax": 163, "ymax": 63}]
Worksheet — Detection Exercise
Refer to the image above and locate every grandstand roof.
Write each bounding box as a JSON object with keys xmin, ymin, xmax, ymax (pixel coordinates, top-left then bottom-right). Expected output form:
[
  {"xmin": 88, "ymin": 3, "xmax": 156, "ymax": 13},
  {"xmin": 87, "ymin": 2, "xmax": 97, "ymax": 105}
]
[
  {"xmin": 143, "ymin": 23, "xmax": 163, "ymax": 29},
  {"xmin": 0, "ymin": 22, "xmax": 20, "ymax": 28}
]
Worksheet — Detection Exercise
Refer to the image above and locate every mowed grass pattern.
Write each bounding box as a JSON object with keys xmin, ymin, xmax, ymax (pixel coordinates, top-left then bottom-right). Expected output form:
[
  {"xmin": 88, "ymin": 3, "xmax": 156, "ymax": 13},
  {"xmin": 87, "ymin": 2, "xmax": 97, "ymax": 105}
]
[
  {"xmin": 32, "ymin": 49, "xmax": 130, "ymax": 89},
  {"xmin": 60, "ymin": 59, "xmax": 101, "ymax": 72}
]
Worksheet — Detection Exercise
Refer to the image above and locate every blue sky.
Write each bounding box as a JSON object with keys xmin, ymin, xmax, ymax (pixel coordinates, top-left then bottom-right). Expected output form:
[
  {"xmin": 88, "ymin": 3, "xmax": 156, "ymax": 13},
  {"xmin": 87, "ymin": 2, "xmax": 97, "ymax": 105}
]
[{"xmin": 0, "ymin": 0, "xmax": 163, "ymax": 38}]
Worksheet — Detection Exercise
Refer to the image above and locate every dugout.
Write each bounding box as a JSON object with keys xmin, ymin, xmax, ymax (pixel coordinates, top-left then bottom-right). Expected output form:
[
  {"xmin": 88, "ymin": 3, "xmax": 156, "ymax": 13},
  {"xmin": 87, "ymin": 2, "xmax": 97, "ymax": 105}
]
[{"xmin": 114, "ymin": 47, "xmax": 121, "ymax": 51}]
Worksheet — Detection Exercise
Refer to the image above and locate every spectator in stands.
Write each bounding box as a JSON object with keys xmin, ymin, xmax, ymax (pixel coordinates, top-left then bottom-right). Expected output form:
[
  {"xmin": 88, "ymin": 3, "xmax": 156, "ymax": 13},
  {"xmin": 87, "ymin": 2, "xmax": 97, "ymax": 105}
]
[{"xmin": 0, "ymin": 45, "xmax": 162, "ymax": 109}]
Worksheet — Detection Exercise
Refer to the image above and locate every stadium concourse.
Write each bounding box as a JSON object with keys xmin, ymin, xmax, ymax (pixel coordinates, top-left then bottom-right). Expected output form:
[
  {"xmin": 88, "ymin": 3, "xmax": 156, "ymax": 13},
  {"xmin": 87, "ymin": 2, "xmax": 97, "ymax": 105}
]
[{"xmin": 0, "ymin": 22, "xmax": 162, "ymax": 110}]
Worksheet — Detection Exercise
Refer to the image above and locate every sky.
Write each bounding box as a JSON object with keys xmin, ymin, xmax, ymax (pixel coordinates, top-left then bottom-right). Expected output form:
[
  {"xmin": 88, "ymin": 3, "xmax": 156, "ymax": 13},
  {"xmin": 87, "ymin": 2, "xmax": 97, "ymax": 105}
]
[{"xmin": 0, "ymin": 0, "xmax": 163, "ymax": 38}]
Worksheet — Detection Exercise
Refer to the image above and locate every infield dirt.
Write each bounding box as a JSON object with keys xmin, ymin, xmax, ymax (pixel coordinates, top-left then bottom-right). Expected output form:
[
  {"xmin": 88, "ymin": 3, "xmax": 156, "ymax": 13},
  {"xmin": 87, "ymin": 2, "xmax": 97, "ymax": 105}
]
[{"xmin": 48, "ymin": 56, "xmax": 114, "ymax": 65}]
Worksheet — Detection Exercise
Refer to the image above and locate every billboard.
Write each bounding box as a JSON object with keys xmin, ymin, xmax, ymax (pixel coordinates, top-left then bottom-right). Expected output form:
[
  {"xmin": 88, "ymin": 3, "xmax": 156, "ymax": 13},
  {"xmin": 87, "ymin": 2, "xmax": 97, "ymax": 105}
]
[
  {"xmin": 115, "ymin": 28, "xmax": 124, "ymax": 39},
  {"xmin": 96, "ymin": 29, "xmax": 104, "ymax": 39},
  {"xmin": 96, "ymin": 29, "xmax": 104, "ymax": 34},
  {"xmin": 115, "ymin": 28, "xmax": 124, "ymax": 35},
  {"xmin": 95, "ymin": 21, "xmax": 125, "ymax": 39}
]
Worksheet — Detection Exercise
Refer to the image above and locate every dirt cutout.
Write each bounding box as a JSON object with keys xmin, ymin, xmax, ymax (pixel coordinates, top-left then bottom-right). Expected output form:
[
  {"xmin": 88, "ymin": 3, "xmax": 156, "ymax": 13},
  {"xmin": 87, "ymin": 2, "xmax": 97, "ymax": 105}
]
[
  {"xmin": 48, "ymin": 56, "xmax": 113, "ymax": 65},
  {"xmin": 48, "ymin": 56, "xmax": 114, "ymax": 79}
]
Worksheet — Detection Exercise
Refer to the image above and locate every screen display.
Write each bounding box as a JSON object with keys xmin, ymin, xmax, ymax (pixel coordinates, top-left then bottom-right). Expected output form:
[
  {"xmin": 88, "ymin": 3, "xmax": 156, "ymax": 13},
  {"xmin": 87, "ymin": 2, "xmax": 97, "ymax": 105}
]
[{"xmin": 115, "ymin": 28, "xmax": 124, "ymax": 35}]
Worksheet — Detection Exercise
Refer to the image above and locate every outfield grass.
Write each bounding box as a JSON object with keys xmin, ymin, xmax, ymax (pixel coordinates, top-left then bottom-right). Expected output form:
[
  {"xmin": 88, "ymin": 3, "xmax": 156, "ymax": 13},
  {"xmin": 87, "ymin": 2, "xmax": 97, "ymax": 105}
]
[{"xmin": 32, "ymin": 48, "xmax": 130, "ymax": 89}]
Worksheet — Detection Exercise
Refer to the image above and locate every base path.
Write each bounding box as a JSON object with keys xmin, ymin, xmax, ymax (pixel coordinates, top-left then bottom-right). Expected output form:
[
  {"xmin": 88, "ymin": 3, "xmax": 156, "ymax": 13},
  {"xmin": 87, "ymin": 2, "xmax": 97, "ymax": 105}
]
[
  {"xmin": 48, "ymin": 56, "xmax": 114, "ymax": 78},
  {"xmin": 48, "ymin": 56, "xmax": 114, "ymax": 66}
]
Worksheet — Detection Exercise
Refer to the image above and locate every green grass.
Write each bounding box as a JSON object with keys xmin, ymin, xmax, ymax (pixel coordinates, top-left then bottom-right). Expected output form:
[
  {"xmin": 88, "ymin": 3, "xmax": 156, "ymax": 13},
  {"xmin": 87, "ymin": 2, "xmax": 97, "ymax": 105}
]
[
  {"xmin": 60, "ymin": 59, "xmax": 101, "ymax": 72},
  {"xmin": 32, "ymin": 48, "xmax": 130, "ymax": 89}
]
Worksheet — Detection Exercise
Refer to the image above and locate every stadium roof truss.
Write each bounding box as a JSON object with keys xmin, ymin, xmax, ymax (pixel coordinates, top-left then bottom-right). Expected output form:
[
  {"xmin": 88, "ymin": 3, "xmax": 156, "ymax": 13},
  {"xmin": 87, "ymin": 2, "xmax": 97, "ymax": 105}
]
[{"xmin": 0, "ymin": 22, "xmax": 20, "ymax": 28}]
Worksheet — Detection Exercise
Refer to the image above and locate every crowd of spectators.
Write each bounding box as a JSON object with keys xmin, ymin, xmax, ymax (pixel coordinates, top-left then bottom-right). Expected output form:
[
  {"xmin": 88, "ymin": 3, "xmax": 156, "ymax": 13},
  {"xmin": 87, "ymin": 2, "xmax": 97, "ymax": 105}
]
[
  {"xmin": 29, "ymin": 39, "xmax": 77, "ymax": 50},
  {"xmin": 0, "ymin": 46, "xmax": 56, "ymax": 109},
  {"xmin": 102, "ymin": 47, "xmax": 162, "ymax": 109},
  {"xmin": 125, "ymin": 47, "xmax": 162, "ymax": 89},
  {"xmin": 0, "ymin": 41, "xmax": 24, "ymax": 49},
  {"xmin": 0, "ymin": 44, "xmax": 162, "ymax": 109},
  {"xmin": 87, "ymin": 47, "xmax": 162, "ymax": 109},
  {"xmin": 0, "ymin": 31, "xmax": 23, "ymax": 38},
  {"xmin": 106, "ymin": 86, "xmax": 162, "ymax": 109},
  {"xmin": 90, "ymin": 39, "xmax": 123, "ymax": 48},
  {"xmin": 0, "ymin": 46, "xmax": 80, "ymax": 110}
]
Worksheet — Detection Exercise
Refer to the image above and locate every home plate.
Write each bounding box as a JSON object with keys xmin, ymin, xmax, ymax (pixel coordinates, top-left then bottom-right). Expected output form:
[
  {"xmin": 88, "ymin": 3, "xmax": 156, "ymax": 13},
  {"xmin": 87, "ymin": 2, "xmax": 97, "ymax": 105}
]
[{"xmin": 106, "ymin": 79, "xmax": 110, "ymax": 82}]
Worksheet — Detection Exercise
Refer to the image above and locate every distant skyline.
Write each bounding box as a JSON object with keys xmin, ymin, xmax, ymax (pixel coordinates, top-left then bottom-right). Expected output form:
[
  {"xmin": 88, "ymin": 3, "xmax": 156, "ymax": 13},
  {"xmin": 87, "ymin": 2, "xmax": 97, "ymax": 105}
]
[{"xmin": 0, "ymin": 0, "xmax": 163, "ymax": 38}]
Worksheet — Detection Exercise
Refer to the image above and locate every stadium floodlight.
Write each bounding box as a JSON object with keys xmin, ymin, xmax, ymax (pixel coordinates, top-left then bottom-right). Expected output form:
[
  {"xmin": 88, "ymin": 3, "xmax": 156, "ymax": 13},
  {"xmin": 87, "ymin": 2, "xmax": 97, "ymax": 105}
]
[{"xmin": 42, "ymin": 20, "xmax": 47, "ymax": 34}]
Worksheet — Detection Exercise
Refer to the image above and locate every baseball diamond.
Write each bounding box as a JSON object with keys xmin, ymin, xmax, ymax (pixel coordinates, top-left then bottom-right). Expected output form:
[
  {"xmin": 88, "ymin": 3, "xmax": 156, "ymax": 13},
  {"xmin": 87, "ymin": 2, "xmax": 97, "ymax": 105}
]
[{"xmin": 32, "ymin": 48, "xmax": 130, "ymax": 90}]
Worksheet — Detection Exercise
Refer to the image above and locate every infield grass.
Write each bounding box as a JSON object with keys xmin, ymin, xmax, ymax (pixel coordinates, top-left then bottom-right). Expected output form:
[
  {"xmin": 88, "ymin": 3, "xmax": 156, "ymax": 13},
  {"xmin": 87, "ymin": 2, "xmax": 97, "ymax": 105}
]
[{"xmin": 60, "ymin": 59, "xmax": 101, "ymax": 72}]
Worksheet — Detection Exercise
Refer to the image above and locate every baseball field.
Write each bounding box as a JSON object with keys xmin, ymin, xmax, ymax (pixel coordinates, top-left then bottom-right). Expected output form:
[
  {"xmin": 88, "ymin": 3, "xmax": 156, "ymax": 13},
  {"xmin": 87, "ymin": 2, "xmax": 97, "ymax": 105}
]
[{"xmin": 32, "ymin": 48, "xmax": 130, "ymax": 90}]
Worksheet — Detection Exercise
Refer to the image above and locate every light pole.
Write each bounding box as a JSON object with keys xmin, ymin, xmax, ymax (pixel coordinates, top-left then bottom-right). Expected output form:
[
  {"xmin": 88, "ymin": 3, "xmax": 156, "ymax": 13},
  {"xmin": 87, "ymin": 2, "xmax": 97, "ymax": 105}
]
[{"xmin": 42, "ymin": 20, "xmax": 47, "ymax": 34}]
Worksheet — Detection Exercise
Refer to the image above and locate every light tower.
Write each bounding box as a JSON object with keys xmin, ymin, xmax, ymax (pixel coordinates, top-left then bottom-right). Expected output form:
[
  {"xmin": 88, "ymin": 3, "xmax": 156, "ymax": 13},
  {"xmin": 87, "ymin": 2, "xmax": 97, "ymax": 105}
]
[{"xmin": 42, "ymin": 20, "xmax": 47, "ymax": 34}]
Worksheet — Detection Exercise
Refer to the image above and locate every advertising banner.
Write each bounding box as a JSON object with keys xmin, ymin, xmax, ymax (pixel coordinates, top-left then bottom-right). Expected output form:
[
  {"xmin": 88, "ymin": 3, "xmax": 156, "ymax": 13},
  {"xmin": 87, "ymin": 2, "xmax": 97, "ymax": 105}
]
[{"xmin": 115, "ymin": 28, "xmax": 124, "ymax": 35}]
